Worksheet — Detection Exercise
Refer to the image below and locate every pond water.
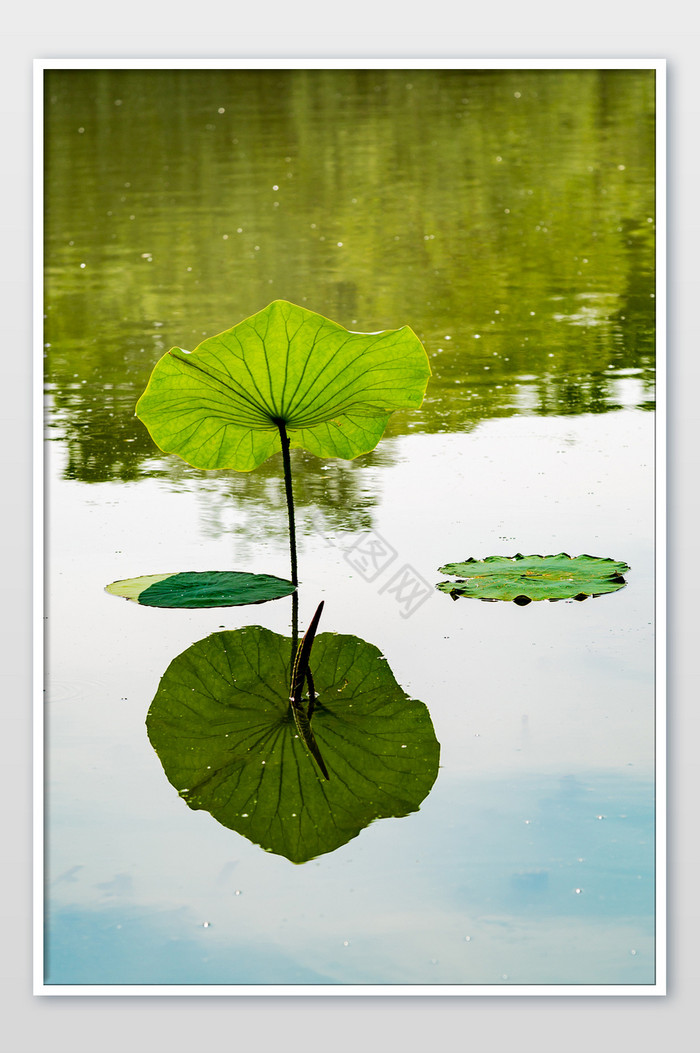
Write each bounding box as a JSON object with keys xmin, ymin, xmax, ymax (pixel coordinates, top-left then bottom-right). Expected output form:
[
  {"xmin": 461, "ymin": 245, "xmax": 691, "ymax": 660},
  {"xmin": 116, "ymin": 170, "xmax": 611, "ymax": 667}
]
[{"xmin": 42, "ymin": 66, "xmax": 658, "ymax": 989}]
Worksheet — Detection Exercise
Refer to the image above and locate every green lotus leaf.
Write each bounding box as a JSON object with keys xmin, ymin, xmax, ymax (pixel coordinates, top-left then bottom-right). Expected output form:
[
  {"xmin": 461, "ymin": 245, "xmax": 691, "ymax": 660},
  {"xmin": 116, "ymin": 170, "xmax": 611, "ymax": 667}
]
[
  {"xmin": 146, "ymin": 626, "xmax": 440, "ymax": 863},
  {"xmin": 135, "ymin": 300, "xmax": 431, "ymax": 471},
  {"xmin": 105, "ymin": 571, "xmax": 296, "ymax": 608},
  {"xmin": 436, "ymin": 552, "xmax": 630, "ymax": 604}
]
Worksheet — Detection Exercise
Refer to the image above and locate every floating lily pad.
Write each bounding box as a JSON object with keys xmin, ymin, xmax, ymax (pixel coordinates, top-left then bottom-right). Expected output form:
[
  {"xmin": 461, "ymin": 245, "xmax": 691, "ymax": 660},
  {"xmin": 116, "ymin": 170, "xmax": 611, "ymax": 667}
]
[
  {"xmin": 135, "ymin": 299, "xmax": 431, "ymax": 472},
  {"xmin": 436, "ymin": 553, "xmax": 630, "ymax": 604},
  {"xmin": 105, "ymin": 571, "xmax": 296, "ymax": 609},
  {"xmin": 146, "ymin": 626, "xmax": 440, "ymax": 863}
]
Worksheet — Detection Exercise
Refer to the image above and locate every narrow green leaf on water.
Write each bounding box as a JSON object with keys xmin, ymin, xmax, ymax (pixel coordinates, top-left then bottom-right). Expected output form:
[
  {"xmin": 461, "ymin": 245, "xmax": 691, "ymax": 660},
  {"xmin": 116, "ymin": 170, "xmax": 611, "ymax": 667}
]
[
  {"xmin": 105, "ymin": 570, "xmax": 296, "ymax": 608},
  {"xmin": 146, "ymin": 627, "xmax": 440, "ymax": 863},
  {"xmin": 135, "ymin": 299, "xmax": 431, "ymax": 471},
  {"xmin": 436, "ymin": 552, "xmax": 630, "ymax": 604},
  {"xmin": 289, "ymin": 601, "xmax": 329, "ymax": 780},
  {"xmin": 290, "ymin": 600, "xmax": 325, "ymax": 704}
]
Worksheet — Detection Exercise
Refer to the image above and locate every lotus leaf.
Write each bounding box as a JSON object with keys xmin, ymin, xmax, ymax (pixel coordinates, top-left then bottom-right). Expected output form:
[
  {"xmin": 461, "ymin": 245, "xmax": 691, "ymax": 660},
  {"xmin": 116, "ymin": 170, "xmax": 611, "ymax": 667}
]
[
  {"xmin": 146, "ymin": 626, "xmax": 440, "ymax": 863},
  {"xmin": 105, "ymin": 570, "xmax": 296, "ymax": 608},
  {"xmin": 135, "ymin": 299, "xmax": 431, "ymax": 472},
  {"xmin": 436, "ymin": 552, "xmax": 630, "ymax": 604}
]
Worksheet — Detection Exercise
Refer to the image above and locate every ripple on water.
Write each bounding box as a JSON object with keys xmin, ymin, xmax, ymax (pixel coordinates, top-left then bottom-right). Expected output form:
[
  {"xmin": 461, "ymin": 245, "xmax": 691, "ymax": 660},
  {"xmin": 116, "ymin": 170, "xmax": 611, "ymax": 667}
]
[{"xmin": 46, "ymin": 678, "xmax": 107, "ymax": 703}]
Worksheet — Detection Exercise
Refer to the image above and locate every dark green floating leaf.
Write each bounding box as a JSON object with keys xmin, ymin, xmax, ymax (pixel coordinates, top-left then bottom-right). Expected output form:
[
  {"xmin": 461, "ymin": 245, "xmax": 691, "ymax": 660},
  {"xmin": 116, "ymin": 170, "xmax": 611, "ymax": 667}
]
[
  {"xmin": 146, "ymin": 626, "xmax": 440, "ymax": 863},
  {"xmin": 436, "ymin": 552, "xmax": 630, "ymax": 604},
  {"xmin": 135, "ymin": 299, "xmax": 431, "ymax": 472},
  {"xmin": 105, "ymin": 571, "xmax": 296, "ymax": 609}
]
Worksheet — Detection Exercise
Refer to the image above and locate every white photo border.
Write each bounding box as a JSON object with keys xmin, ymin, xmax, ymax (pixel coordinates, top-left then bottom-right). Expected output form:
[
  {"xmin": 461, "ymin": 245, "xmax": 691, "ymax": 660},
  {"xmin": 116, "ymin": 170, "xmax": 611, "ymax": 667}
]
[{"xmin": 33, "ymin": 56, "xmax": 666, "ymax": 998}]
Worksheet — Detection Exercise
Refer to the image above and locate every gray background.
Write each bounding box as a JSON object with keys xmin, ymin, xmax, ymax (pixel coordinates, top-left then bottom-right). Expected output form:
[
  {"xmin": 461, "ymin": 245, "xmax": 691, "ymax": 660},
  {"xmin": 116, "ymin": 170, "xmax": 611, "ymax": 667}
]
[{"xmin": 3, "ymin": 7, "xmax": 697, "ymax": 1051}]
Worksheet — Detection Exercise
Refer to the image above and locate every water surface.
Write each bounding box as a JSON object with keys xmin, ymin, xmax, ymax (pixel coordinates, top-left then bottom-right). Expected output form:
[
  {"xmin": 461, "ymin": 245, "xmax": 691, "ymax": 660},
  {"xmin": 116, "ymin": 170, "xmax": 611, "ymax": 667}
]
[{"xmin": 43, "ymin": 66, "xmax": 657, "ymax": 988}]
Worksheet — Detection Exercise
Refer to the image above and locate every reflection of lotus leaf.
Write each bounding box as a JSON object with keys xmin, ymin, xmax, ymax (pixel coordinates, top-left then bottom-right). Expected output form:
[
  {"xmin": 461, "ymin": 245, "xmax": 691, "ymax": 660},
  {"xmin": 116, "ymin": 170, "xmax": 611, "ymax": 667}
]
[
  {"xmin": 136, "ymin": 299, "xmax": 431, "ymax": 472},
  {"xmin": 146, "ymin": 627, "xmax": 440, "ymax": 863},
  {"xmin": 436, "ymin": 552, "xmax": 630, "ymax": 604},
  {"xmin": 105, "ymin": 570, "xmax": 295, "ymax": 608}
]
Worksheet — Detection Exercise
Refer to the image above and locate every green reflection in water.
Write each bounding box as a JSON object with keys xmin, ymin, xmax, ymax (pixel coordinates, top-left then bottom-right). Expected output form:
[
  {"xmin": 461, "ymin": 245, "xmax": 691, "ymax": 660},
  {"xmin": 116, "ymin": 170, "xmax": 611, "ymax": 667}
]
[
  {"xmin": 146, "ymin": 625, "xmax": 440, "ymax": 864},
  {"xmin": 44, "ymin": 67, "xmax": 655, "ymax": 497}
]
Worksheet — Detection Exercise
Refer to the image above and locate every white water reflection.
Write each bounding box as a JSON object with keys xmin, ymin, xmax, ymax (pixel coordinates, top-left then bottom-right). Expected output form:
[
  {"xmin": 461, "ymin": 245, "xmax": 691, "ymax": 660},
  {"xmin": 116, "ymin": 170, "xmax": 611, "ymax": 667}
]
[
  {"xmin": 45, "ymin": 408, "xmax": 654, "ymax": 986},
  {"xmin": 46, "ymin": 769, "xmax": 653, "ymax": 986}
]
